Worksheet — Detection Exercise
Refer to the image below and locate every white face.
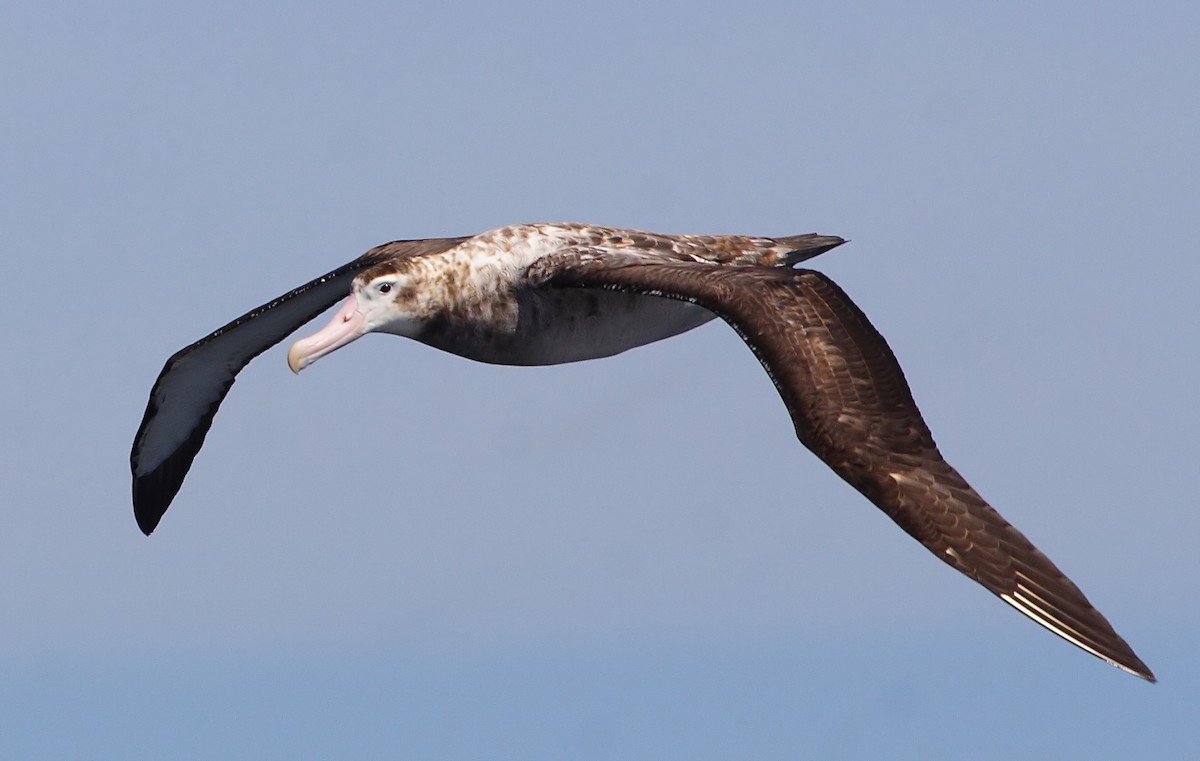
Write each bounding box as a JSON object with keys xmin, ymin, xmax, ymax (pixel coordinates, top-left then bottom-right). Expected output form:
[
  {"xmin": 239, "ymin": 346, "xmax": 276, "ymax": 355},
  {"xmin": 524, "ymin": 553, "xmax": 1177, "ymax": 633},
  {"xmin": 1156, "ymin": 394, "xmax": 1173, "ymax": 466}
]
[
  {"xmin": 287, "ymin": 269, "xmax": 420, "ymax": 373},
  {"xmin": 355, "ymin": 272, "xmax": 420, "ymax": 337}
]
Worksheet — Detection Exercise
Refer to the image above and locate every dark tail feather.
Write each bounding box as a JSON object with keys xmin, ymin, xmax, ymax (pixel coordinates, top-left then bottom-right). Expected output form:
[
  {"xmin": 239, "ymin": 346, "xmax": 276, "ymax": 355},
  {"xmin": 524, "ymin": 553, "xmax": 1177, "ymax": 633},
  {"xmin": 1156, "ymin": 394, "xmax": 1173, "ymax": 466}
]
[{"xmin": 774, "ymin": 233, "xmax": 847, "ymax": 266}]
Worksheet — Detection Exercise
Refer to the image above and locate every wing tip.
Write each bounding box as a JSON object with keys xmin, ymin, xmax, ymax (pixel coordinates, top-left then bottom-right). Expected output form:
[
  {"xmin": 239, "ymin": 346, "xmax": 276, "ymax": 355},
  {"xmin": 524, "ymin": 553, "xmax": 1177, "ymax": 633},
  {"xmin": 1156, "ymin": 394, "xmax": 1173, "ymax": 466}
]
[
  {"xmin": 131, "ymin": 462, "xmax": 183, "ymax": 537},
  {"xmin": 1128, "ymin": 662, "xmax": 1158, "ymax": 683},
  {"xmin": 1107, "ymin": 646, "xmax": 1157, "ymax": 683},
  {"xmin": 999, "ymin": 593, "xmax": 1156, "ymax": 683},
  {"xmin": 1098, "ymin": 651, "xmax": 1156, "ymax": 683},
  {"xmin": 133, "ymin": 481, "xmax": 166, "ymax": 536}
]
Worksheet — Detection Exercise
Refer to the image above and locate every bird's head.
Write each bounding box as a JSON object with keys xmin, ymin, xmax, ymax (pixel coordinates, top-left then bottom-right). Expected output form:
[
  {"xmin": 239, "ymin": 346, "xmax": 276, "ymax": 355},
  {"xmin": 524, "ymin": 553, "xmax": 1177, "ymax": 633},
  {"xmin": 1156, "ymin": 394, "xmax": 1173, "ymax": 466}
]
[{"xmin": 287, "ymin": 269, "xmax": 421, "ymax": 373}]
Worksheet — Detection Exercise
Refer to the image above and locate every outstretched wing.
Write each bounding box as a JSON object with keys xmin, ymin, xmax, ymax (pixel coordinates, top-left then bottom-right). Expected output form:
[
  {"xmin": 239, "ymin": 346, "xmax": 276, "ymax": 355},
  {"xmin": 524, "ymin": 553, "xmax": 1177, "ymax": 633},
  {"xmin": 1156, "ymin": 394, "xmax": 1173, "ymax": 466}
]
[
  {"xmin": 131, "ymin": 260, "xmax": 367, "ymax": 535},
  {"xmin": 130, "ymin": 237, "xmax": 467, "ymax": 535},
  {"xmin": 532, "ymin": 253, "xmax": 1154, "ymax": 681}
]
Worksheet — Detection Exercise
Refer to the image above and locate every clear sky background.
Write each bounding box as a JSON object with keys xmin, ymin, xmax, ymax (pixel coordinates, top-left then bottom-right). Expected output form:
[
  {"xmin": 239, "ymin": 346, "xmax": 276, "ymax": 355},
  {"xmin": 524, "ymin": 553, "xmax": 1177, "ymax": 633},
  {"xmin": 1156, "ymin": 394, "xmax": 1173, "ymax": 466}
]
[{"xmin": 3, "ymin": 2, "xmax": 1197, "ymax": 758}]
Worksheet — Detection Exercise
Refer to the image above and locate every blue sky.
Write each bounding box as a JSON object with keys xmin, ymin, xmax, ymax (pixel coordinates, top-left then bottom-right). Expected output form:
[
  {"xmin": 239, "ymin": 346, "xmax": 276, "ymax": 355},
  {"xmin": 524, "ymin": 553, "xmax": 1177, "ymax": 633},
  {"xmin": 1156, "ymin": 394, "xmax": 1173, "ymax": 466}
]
[{"xmin": 3, "ymin": 1, "xmax": 1197, "ymax": 757}]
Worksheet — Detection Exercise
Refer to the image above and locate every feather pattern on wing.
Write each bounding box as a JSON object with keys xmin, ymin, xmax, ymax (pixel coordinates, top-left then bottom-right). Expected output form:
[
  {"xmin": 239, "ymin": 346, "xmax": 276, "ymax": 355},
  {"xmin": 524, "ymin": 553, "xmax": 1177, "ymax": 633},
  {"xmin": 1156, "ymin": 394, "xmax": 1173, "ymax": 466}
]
[{"xmin": 530, "ymin": 251, "xmax": 1154, "ymax": 681}]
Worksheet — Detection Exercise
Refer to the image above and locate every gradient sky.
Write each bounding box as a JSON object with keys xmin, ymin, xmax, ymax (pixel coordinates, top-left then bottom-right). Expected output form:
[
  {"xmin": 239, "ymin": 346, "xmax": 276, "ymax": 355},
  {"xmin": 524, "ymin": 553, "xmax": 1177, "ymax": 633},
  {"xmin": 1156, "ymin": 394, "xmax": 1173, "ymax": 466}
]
[{"xmin": 3, "ymin": 2, "xmax": 1198, "ymax": 758}]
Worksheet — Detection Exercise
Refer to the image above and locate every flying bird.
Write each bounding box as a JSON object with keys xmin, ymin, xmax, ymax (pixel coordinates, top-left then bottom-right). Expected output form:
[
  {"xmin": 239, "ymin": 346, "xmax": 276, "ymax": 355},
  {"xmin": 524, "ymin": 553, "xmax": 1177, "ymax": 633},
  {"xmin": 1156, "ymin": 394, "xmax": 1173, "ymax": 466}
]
[{"xmin": 130, "ymin": 223, "xmax": 1154, "ymax": 681}]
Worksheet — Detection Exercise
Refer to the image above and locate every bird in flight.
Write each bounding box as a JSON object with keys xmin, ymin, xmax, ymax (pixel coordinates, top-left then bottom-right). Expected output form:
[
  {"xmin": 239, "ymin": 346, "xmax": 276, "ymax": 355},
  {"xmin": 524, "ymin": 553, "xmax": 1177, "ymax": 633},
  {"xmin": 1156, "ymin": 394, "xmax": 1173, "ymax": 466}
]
[{"xmin": 130, "ymin": 222, "xmax": 1154, "ymax": 681}]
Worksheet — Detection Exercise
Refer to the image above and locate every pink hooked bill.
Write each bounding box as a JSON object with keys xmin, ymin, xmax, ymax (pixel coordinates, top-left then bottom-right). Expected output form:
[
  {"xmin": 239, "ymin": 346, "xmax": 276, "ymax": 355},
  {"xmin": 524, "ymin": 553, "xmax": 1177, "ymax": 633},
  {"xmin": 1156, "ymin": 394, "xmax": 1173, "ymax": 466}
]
[{"xmin": 287, "ymin": 293, "xmax": 366, "ymax": 373}]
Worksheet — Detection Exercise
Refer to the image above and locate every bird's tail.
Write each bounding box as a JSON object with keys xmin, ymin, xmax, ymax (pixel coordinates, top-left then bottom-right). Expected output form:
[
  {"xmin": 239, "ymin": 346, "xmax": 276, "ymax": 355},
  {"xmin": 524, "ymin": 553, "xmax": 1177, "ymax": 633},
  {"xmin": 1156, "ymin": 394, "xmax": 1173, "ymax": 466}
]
[{"xmin": 773, "ymin": 233, "xmax": 846, "ymax": 267}]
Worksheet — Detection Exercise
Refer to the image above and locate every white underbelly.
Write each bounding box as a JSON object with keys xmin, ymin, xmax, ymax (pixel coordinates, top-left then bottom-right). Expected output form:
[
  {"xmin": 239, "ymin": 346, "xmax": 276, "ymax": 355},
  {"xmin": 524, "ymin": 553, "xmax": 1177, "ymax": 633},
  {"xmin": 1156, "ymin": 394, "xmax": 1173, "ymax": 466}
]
[{"xmin": 417, "ymin": 288, "xmax": 718, "ymax": 366}]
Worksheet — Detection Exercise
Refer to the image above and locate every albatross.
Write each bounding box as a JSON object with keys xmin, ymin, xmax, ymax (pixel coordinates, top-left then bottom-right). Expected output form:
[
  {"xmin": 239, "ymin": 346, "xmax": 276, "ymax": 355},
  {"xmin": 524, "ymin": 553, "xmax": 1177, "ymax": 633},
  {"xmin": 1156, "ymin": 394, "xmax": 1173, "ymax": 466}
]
[{"xmin": 130, "ymin": 222, "xmax": 1154, "ymax": 681}]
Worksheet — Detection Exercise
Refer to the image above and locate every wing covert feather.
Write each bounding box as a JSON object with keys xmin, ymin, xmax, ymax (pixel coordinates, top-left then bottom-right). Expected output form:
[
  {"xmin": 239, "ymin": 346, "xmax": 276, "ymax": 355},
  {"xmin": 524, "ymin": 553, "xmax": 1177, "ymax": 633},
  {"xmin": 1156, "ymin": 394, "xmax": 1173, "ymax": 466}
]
[{"xmin": 535, "ymin": 255, "xmax": 1153, "ymax": 681}]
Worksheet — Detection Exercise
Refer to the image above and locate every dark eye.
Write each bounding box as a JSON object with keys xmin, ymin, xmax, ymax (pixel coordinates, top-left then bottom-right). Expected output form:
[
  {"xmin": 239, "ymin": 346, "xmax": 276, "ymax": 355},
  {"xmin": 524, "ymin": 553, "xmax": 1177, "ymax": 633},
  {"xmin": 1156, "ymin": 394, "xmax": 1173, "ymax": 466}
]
[{"xmin": 377, "ymin": 282, "xmax": 393, "ymax": 294}]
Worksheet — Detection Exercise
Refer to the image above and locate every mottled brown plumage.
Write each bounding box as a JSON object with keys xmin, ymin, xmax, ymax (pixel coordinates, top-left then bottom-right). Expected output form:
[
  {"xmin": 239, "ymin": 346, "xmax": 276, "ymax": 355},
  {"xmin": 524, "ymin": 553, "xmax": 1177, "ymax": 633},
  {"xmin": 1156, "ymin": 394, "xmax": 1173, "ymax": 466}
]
[
  {"xmin": 131, "ymin": 223, "xmax": 1154, "ymax": 682},
  {"xmin": 532, "ymin": 254, "xmax": 1153, "ymax": 680}
]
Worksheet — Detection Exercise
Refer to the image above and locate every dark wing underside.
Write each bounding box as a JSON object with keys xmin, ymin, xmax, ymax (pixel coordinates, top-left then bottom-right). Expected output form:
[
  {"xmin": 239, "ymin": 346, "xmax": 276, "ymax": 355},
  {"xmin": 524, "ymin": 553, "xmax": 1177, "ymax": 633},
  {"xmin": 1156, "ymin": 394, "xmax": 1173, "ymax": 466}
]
[
  {"xmin": 533, "ymin": 252, "xmax": 1154, "ymax": 681},
  {"xmin": 130, "ymin": 237, "xmax": 468, "ymax": 535}
]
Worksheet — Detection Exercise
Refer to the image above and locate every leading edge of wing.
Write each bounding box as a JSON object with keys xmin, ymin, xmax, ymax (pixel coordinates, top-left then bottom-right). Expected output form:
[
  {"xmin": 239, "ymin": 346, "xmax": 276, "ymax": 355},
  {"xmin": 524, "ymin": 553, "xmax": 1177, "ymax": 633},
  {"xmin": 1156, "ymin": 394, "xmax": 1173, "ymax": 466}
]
[{"xmin": 130, "ymin": 258, "xmax": 372, "ymax": 535}]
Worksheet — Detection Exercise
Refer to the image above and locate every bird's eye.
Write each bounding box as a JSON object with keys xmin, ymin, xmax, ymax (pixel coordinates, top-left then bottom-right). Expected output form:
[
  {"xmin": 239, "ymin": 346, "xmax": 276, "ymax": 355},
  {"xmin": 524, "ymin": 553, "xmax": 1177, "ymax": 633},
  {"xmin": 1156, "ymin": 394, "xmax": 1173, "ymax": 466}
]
[{"xmin": 377, "ymin": 282, "xmax": 393, "ymax": 294}]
